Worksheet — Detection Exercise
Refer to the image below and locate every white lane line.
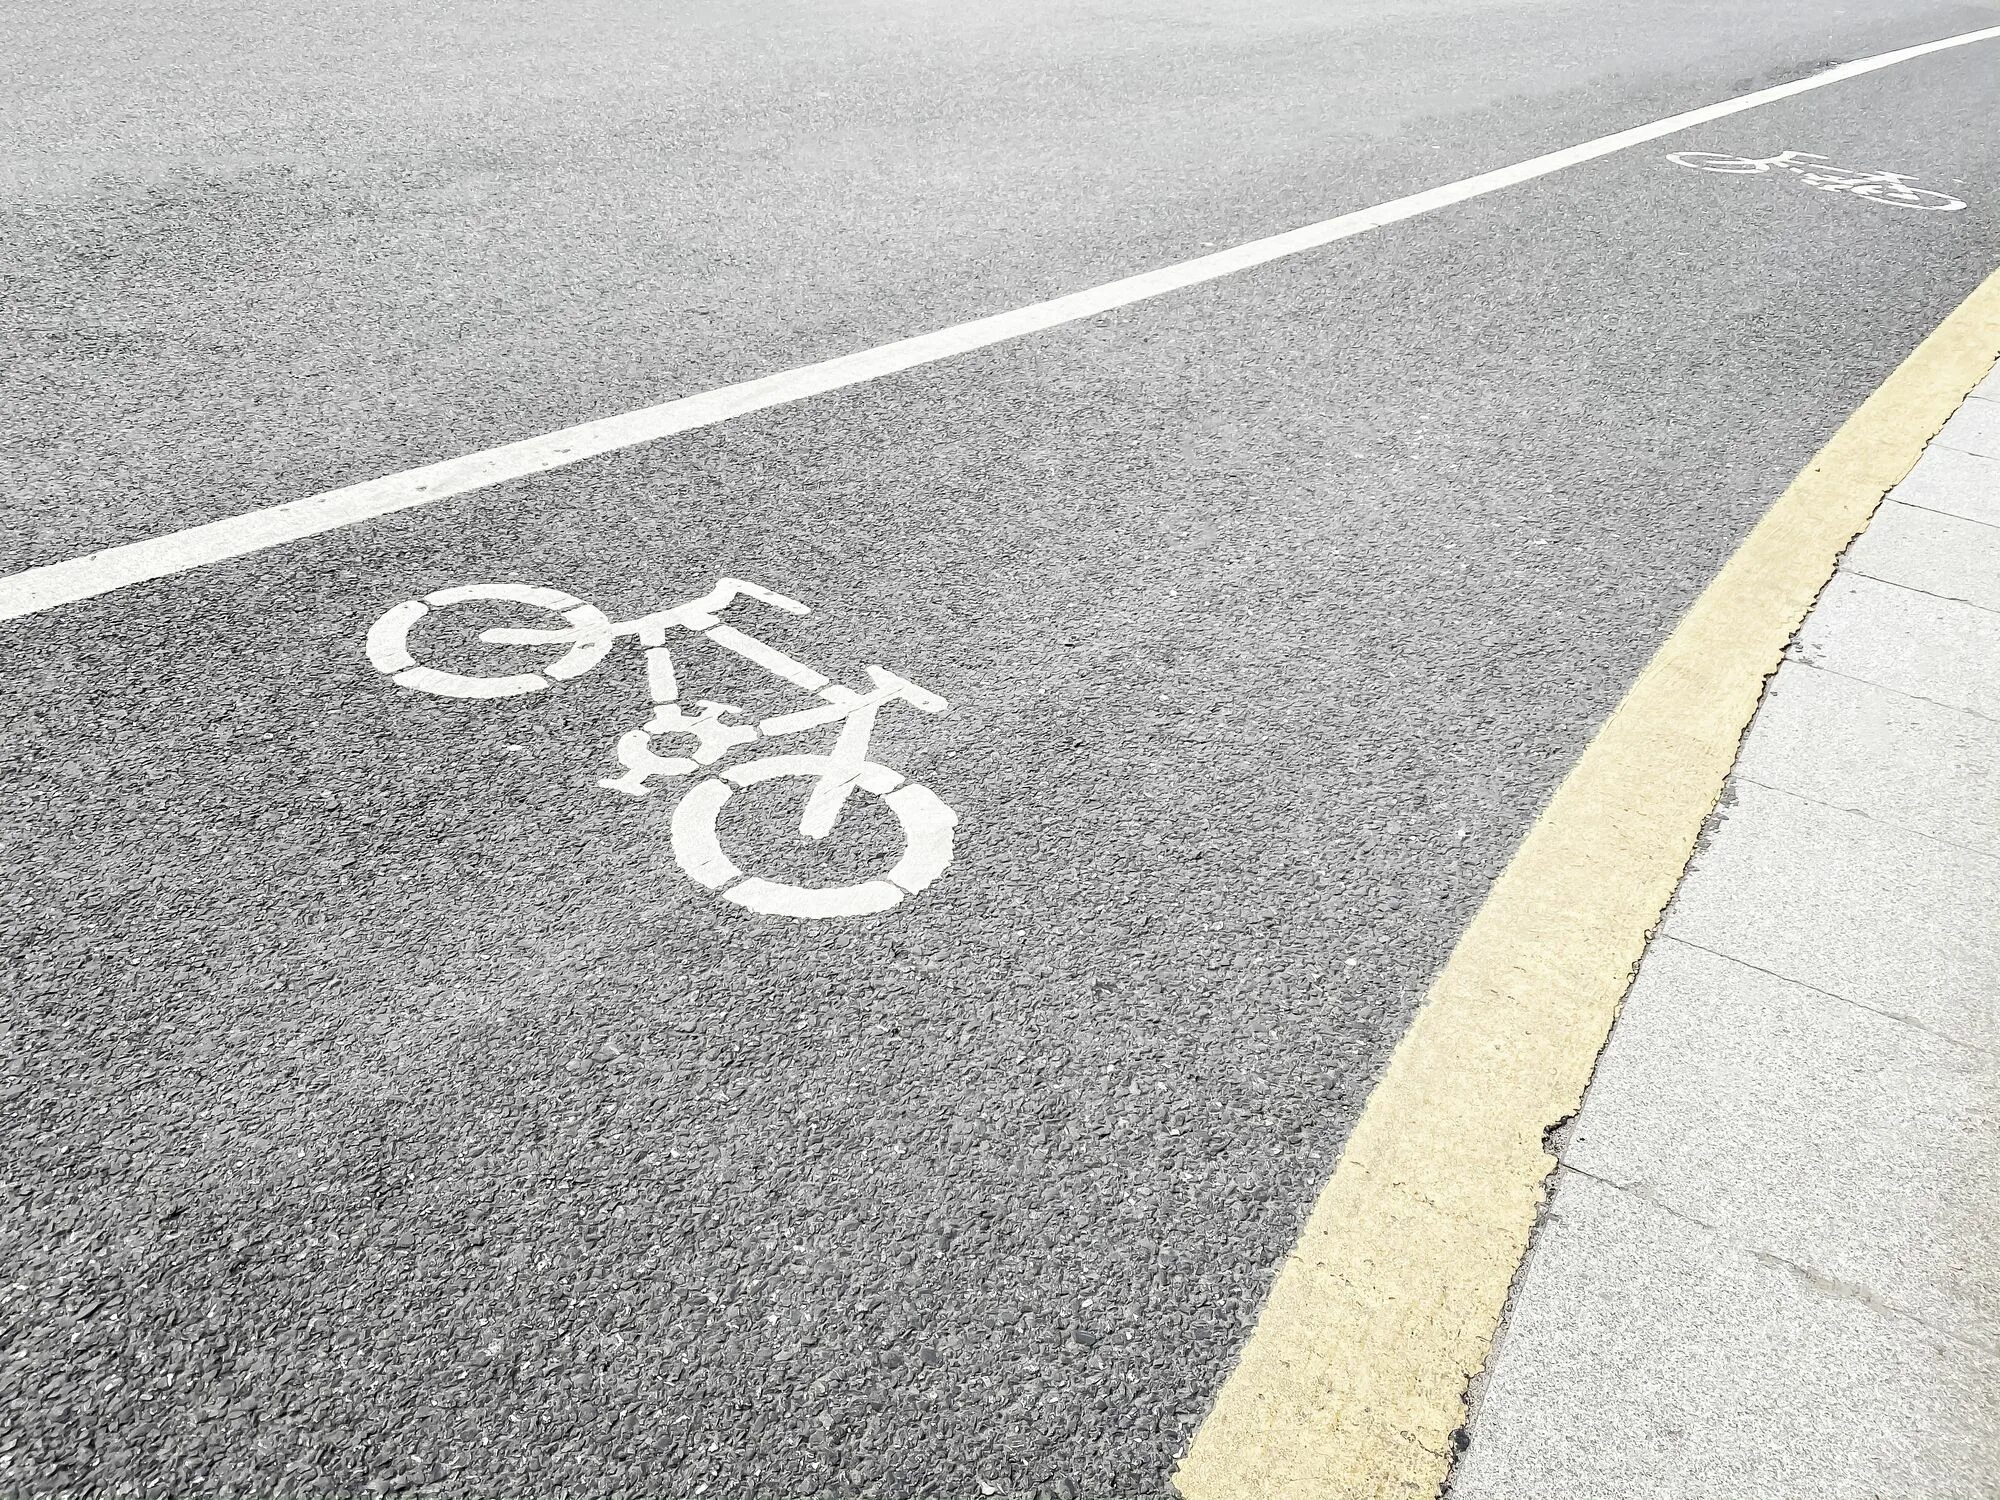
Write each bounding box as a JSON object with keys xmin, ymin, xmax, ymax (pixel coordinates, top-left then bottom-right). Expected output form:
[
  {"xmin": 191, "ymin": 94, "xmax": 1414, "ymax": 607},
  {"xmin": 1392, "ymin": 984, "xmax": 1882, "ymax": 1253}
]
[{"xmin": 6, "ymin": 24, "xmax": 1998, "ymax": 624}]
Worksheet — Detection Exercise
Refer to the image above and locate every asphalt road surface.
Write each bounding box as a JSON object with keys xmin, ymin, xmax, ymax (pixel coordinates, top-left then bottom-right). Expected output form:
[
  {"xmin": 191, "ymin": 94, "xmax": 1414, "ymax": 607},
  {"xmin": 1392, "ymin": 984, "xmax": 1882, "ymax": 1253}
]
[{"xmin": 5, "ymin": 2, "xmax": 1998, "ymax": 1496}]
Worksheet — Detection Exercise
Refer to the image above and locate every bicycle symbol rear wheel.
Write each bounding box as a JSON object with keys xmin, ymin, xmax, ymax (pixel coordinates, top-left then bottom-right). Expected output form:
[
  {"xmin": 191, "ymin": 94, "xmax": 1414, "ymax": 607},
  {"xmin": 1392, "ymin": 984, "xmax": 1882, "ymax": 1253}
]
[
  {"xmin": 670, "ymin": 754, "xmax": 957, "ymax": 919},
  {"xmin": 367, "ymin": 584, "xmax": 613, "ymax": 698},
  {"xmin": 1665, "ymin": 151, "xmax": 1768, "ymax": 174}
]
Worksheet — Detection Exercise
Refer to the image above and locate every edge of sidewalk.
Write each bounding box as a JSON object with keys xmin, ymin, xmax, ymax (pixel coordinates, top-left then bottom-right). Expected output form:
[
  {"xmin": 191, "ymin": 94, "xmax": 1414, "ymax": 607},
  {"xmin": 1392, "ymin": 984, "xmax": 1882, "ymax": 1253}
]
[{"xmin": 1173, "ymin": 266, "xmax": 2000, "ymax": 1500}]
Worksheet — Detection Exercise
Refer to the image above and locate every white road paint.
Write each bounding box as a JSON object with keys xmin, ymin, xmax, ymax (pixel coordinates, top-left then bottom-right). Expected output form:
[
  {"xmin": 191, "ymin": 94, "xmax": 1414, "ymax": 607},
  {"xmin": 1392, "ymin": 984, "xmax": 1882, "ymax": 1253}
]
[
  {"xmin": 1666, "ymin": 149, "xmax": 1968, "ymax": 209},
  {"xmin": 364, "ymin": 577, "xmax": 956, "ymax": 920},
  {"xmin": 4, "ymin": 22, "xmax": 1997, "ymax": 625}
]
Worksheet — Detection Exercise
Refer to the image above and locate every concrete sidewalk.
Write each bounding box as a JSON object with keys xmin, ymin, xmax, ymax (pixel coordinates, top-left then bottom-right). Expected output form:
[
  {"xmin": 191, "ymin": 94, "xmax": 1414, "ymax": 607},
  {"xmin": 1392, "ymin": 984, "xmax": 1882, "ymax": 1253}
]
[{"xmin": 1448, "ymin": 369, "xmax": 2000, "ymax": 1499}]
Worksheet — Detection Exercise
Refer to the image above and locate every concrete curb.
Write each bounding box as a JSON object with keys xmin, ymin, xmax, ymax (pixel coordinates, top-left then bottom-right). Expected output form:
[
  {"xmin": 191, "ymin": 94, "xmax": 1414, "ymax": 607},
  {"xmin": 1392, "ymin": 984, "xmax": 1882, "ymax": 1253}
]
[{"xmin": 1175, "ymin": 268, "xmax": 2000, "ymax": 1500}]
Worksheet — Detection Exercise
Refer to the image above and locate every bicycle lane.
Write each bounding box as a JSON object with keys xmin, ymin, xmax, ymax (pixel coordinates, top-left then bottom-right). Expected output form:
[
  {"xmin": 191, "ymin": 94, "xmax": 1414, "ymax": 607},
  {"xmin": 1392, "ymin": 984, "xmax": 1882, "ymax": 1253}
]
[
  {"xmin": 3, "ymin": 44, "xmax": 1996, "ymax": 1500},
  {"xmin": 5, "ymin": 0, "xmax": 1981, "ymax": 575}
]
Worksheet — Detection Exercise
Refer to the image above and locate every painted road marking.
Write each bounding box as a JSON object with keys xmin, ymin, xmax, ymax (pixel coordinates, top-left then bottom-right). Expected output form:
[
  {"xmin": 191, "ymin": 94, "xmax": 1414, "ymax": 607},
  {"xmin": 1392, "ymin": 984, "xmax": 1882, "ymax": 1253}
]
[
  {"xmin": 1667, "ymin": 148, "xmax": 1968, "ymax": 210},
  {"xmin": 4, "ymin": 26, "xmax": 1999, "ymax": 624},
  {"xmin": 364, "ymin": 578, "xmax": 957, "ymax": 920},
  {"xmin": 1173, "ymin": 267, "xmax": 2000, "ymax": 1500}
]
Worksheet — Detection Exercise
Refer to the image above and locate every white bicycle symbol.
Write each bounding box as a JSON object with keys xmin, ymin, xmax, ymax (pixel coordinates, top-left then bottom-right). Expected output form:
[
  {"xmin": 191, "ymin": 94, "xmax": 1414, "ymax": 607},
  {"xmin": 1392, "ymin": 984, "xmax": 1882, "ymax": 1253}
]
[
  {"xmin": 365, "ymin": 578, "xmax": 956, "ymax": 921},
  {"xmin": 1666, "ymin": 149, "xmax": 1966, "ymax": 211}
]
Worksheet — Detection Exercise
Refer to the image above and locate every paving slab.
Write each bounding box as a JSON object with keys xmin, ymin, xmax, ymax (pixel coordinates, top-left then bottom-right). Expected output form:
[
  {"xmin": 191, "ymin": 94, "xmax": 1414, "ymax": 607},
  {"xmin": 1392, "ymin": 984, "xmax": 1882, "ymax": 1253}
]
[
  {"xmin": 1933, "ymin": 393, "xmax": 2000, "ymax": 459},
  {"xmin": 1661, "ymin": 778, "xmax": 2000, "ymax": 1053},
  {"xmin": 1843, "ymin": 499, "xmax": 2000, "ymax": 613},
  {"xmin": 1734, "ymin": 658, "xmax": 2000, "ymax": 857},
  {"xmin": 1447, "ymin": 1169, "xmax": 2000, "ymax": 1500},
  {"xmin": 1885, "ymin": 444, "xmax": 2000, "ymax": 529},
  {"xmin": 1562, "ymin": 935, "xmax": 2000, "ymax": 1344},
  {"xmin": 1792, "ymin": 571, "xmax": 2000, "ymax": 722}
]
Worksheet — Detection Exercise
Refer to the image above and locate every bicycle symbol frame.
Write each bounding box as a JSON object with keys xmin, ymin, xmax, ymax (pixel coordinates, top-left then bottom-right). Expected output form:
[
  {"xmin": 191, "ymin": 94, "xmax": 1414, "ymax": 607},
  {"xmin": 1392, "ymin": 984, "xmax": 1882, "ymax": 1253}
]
[
  {"xmin": 1665, "ymin": 149, "xmax": 1966, "ymax": 211},
  {"xmin": 365, "ymin": 579, "xmax": 956, "ymax": 920}
]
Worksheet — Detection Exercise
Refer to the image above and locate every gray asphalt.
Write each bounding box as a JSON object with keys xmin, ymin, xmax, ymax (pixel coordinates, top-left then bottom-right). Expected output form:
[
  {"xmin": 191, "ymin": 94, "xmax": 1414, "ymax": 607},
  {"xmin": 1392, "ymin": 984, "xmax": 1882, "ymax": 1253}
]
[{"xmin": 4, "ymin": 2, "xmax": 1998, "ymax": 1496}]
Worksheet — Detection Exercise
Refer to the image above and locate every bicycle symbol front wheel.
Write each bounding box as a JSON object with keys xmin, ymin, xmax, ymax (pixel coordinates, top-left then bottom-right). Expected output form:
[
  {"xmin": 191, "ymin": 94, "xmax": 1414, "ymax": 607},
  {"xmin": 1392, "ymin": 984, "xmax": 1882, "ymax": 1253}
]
[
  {"xmin": 1848, "ymin": 184, "xmax": 1966, "ymax": 211},
  {"xmin": 670, "ymin": 754, "xmax": 956, "ymax": 919}
]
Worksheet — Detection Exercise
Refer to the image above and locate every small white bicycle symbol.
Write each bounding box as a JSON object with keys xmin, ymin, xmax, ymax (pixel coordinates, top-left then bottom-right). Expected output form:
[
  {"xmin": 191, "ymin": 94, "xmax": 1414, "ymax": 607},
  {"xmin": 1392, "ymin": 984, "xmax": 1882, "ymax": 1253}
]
[
  {"xmin": 366, "ymin": 578, "xmax": 955, "ymax": 921},
  {"xmin": 1666, "ymin": 149, "xmax": 1966, "ymax": 211}
]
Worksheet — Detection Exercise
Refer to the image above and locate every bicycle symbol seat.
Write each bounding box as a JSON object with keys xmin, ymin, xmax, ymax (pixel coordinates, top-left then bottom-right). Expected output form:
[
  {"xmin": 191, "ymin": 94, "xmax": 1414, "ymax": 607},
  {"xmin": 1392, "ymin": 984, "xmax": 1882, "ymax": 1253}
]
[{"xmin": 365, "ymin": 578, "xmax": 956, "ymax": 920}]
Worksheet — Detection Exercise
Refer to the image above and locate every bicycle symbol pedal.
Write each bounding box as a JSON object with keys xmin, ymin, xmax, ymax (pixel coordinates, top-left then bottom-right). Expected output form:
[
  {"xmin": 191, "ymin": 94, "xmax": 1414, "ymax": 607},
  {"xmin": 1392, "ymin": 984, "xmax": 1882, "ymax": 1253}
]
[{"xmin": 365, "ymin": 578, "xmax": 956, "ymax": 920}]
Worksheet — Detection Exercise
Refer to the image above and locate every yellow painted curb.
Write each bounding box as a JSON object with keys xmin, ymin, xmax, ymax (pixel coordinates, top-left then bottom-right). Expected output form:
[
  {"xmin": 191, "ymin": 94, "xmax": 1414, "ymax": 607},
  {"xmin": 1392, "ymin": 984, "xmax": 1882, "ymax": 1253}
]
[{"xmin": 1174, "ymin": 268, "xmax": 2000, "ymax": 1500}]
